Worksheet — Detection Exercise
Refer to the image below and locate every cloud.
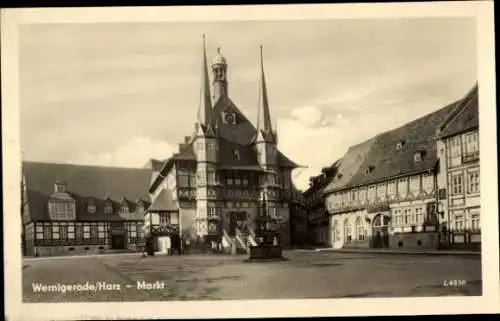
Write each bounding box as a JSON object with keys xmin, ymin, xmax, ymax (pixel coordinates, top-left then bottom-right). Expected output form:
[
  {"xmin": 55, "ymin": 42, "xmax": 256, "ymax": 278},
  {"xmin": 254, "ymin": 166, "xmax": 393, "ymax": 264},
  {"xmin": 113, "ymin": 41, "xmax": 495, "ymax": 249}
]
[
  {"xmin": 278, "ymin": 106, "xmax": 351, "ymax": 191},
  {"xmin": 70, "ymin": 137, "xmax": 176, "ymax": 168},
  {"xmin": 290, "ymin": 105, "xmax": 324, "ymax": 128}
]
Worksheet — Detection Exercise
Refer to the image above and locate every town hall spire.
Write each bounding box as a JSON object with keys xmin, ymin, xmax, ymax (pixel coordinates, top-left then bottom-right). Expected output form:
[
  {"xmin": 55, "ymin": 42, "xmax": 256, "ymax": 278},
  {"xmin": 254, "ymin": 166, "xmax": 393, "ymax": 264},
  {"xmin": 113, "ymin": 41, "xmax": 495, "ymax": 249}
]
[
  {"xmin": 255, "ymin": 45, "xmax": 275, "ymax": 143},
  {"xmin": 197, "ymin": 34, "xmax": 213, "ymax": 130}
]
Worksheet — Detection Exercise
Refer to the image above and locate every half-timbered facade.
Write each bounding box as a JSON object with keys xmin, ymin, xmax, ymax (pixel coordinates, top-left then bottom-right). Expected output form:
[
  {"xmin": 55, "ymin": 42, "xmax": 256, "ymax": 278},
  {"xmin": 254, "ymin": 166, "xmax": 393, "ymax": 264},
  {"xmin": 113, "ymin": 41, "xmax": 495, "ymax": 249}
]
[
  {"xmin": 22, "ymin": 161, "xmax": 151, "ymax": 256},
  {"xmin": 146, "ymin": 37, "xmax": 300, "ymax": 254},
  {"xmin": 321, "ymin": 85, "xmax": 478, "ymax": 250},
  {"xmin": 435, "ymin": 84, "xmax": 480, "ymax": 249}
]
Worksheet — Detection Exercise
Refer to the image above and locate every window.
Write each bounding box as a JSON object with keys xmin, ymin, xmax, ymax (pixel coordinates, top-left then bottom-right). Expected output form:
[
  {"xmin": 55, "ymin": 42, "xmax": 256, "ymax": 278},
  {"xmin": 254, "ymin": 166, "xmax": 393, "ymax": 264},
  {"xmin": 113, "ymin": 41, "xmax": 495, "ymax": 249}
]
[
  {"xmin": 43, "ymin": 225, "xmax": 52, "ymax": 239},
  {"xmin": 268, "ymin": 207, "xmax": 278, "ymax": 218},
  {"xmin": 414, "ymin": 152, "xmax": 422, "ymax": 162},
  {"xmin": 450, "ymin": 137, "xmax": 462, "ymax": 157},
  {"xmin": 160, "ymin": 213, "xmax": 170, "ymax": 225},
  {"xmin": 454, "ymin": 215, "xmax": 465, "ymax": 231},
  {"xmin": 170, "ymin": 212, "xmax": 179, "ymax": 225},
  {"xmin": 54, "ymin": 182, "xmax": 66, "ymax": 193},
  {"xmin": 207, "ymin": 142, "xmax": 215, "ymax": 150},
  {"xmin": 396, "ymin": 141, "xmax": 405, "ymax": 150},
  {"xmin": 471, "ymin": 213, "xmax": 480, "ymax": 230},
  {"xmin": 410, "ymin": 176, "xmax": 420, "ymax": 192},
  {"xmin": 104, "ymin": 203, "xmax": 113, "ymax": 213},
  {"xmin": 178, "ymin": 173, "xmax": 189, "ymax": 187},
  {"xmin": 452, "ymin": 174, "xmax": 463, "ymax": 195},
  {"xmin": 207, "ymin": 171, "xmax": 216, "ymax": 185},
  {"xmin": 343, "ymin": 219, "xmax": 352, "ymax": 243},
  {"xmin": 468, "ymin": 171, "xmax": 480, "ymax": 194},
  {"xmin": 355, "ymin": 217, "xmax": 365, "ymax": 241},
  {"xmin": 415, "ymin": 208, "xmax": 424, "ymax": 223},
  {"xmin": 98, "ymin": 224, "xmax": 106, "ymax": 239},
  {"xmin": 60, "ymin": 225, "xmax": 68, "ymax": 239},
  {"xmin": 75, "ymin": 224, "xmax": 83, "ymax": 239},
  {"xmin": 423, "ymin": 174, "xmax": 434, "ymax": 192},
  {"xmin": 87, "ymin": 204, "xmax": 96, "ymax": 214},
  {"xmin": 404, "ymin": 209, "xmax": 411, "ymax": 224},
  {"xmin": 90, "ymin": 224, "xmax": 98, "ymax": 240},
  {"xmin": 83, "ymin": 225, "xmax": 90, "ymax": 239},
  {"xmin": 121, "ymin": 203, "xmax": 129, "ymax": 214},
  {"xmin": 233, "ymin": 150, "xmax": 240, "ymax": 160},
  {"xmin": 465, "ymin": 132, "xmax": 479, "ymax": 154}
]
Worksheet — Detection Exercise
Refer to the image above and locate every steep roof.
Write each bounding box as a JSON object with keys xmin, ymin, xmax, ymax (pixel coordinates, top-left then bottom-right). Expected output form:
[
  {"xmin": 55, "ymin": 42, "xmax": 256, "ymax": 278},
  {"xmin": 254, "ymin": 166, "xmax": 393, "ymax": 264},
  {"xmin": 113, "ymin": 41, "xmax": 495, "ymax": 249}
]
[
  {"xmin": 437, "ymin": 84, "xmax": 479, "ymax": 139},
  {"xmin": 213, "ymin": 96, "xmax": 258, "ymax": 145},
  {"xmin": 23, "ymin": 161, "xmax": 152, "ymax": 221},
  {"xmin": 147, "ymin": 189, "xmax": 178, "ymax": 212},
  {"xmin": 324, "ymin": 100, "xmax": 460, "ymax": 194},
  {"xmin": 143, "ymin": 158, "xmax": 164, "ymax": 171},
  {"xmin": 323, "ymin": 139, "xmax": 376, "ymax": 193}
]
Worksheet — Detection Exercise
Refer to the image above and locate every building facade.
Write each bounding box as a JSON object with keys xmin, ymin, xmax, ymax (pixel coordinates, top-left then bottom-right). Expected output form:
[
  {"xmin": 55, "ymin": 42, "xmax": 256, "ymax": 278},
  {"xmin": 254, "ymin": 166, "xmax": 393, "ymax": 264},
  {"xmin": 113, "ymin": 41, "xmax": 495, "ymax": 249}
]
[
  {"xmin": 145, "ymin": 38, "xmax": 300, "ymax": 254},
  {"xmin": 22, "ymin": 161, "xmax": 151, "ymax": 256},
  {"xmin": 436, "ymin": 84, "xmax": 480, "ymax": 250},
  {"xmin": 314, "ymin": 84, "xmax": 479, "ymax": 250},
  {"xmin": 289, "ymin": 187, "xmax": 308, "ymax": 246},
  {"xmin": 304, "ymin": 165, "xmax": 337, "ymax": 245}
]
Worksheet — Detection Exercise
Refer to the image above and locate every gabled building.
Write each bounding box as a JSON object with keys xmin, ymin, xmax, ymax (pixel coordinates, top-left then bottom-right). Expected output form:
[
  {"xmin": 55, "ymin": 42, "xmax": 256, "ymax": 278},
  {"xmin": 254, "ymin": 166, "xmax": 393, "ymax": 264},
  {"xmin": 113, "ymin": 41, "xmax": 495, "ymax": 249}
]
[
  {"xmin": 145, "ymin": 36, "xmax": 300, "ymax": 254},
  {"xmin": 436, "ymin": 84, "xmax": 480, "ymax": 249},
  {"xmin": 321, "ymin": 85, "xmax": 478, "ymax": 250},
  {"xmin": 21, "ymin": 161, "xmax": 152, "ymax": 256}
]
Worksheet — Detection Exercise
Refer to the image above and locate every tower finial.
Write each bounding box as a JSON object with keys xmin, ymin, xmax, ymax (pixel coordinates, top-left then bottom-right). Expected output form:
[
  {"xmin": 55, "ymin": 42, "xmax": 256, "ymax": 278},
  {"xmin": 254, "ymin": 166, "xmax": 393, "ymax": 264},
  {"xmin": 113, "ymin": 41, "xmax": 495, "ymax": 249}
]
[{"xmin": 217, "ymin": 46, "xmax": 220, "ymax": 54}]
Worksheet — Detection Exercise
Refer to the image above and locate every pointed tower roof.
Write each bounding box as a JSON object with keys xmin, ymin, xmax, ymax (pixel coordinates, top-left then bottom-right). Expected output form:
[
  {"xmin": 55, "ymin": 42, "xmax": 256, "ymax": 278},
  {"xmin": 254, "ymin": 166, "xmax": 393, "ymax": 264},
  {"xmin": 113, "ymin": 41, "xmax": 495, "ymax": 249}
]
[
  {"xmin": 254, "ymin": 45, "xmax": 275, "ymax": 143},
  {"xmin": 257, "ymin": 46, "xmax": 272, "ymax": 132},
  {"xmin": 197, "ymin": 34, "xmax": 214, "ymax": 129}
]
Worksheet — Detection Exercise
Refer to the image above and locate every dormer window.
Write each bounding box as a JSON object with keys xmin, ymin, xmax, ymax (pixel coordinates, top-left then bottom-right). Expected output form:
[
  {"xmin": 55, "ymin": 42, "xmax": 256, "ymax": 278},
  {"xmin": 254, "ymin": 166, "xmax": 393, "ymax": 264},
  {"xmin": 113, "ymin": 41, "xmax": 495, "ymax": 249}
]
[
  {"xmin": 137, "ymin": 200, "xmax": 145, "ymax": 213},
  {"xmin": 121, "ymin": 200, "xmax": 129, "ymax": 214},
  {"xmin": 396, "ymin": 141, "xmax": 405, "ymax": 150},
  {"xmin": 364, "ymin": 166, "xmax": 374, "ymax": 175},
  {"xmin": 87, "ymin": 199, "xmax": 96, "ymax": 214},
  {"xmin": 103, "ymin": 202, "xmax": 112, "ymax": 213},
  {"xmin": 414, "ymin": 152, "xmax": 422, "ymax": 162},
  {"xmin": 54, "ymin": 181, "xmax": 67, "ymax": 193}
]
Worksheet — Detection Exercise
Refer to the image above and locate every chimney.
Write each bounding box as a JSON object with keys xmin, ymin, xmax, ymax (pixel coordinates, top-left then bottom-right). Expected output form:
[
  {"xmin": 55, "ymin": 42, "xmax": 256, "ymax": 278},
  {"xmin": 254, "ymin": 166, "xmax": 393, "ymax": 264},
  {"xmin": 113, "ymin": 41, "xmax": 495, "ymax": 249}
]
[
  {"xmin": 184, "ymin": 136, "xmax": 191, "ymax": 144},
  {"xmin": 179, "ymin": 143, "xmax": 187, "ymax": 152}
]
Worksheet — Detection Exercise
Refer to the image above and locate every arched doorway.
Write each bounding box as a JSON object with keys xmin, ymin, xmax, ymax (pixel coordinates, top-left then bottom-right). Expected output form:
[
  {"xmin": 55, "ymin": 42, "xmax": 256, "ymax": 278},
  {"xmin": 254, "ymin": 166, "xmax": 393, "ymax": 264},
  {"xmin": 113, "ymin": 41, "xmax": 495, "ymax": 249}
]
[
  {"xmin": 343, "ymin": 219, "xmax": 352, "ymax": 244},
  {"xmin": 371, "ymin": 214, "xmax": 389, "ymax": 248}
]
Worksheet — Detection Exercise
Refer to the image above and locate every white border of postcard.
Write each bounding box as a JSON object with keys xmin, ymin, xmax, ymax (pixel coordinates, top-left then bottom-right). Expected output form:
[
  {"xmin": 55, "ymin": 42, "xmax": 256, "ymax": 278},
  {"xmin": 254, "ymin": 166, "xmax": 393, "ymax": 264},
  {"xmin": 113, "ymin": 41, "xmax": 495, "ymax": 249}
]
[{"xmin": 2, "ymin": 2, "xmax": 499, "ymax": 320}]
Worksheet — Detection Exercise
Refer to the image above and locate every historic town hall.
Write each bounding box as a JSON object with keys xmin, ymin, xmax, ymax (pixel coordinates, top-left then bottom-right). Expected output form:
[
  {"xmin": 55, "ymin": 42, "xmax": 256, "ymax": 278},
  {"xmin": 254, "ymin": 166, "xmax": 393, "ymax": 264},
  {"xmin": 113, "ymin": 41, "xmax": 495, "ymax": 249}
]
[
  {"xmin": 21, "ymin": 36, "xmax": 304, "ymax": 256},
  {"xmin": 144, "ymin": 37, "xmax": 301, "ymax": 254}
]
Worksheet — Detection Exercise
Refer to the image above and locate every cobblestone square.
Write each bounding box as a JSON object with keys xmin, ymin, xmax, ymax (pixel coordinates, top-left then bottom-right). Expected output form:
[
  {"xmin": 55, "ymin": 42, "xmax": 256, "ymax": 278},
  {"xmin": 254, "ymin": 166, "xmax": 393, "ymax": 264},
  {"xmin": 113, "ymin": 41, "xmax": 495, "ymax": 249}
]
[{"xmin": 22, "ymin": 251, "xmax": 482, "ymax": 302}]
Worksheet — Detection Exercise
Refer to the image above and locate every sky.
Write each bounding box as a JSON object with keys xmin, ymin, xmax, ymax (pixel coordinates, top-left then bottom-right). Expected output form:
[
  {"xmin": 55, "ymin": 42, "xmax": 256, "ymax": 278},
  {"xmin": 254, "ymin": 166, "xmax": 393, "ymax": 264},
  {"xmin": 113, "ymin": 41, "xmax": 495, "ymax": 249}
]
[{"xmin": 19, "ymin": 18, "xmax": 477, "ymax": 191}]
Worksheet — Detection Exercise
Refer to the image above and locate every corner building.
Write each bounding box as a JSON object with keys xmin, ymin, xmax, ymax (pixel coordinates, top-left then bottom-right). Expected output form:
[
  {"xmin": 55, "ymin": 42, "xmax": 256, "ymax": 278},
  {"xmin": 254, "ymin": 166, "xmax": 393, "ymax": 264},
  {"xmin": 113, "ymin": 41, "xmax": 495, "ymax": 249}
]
[
  {"xmin": 145, "ymin": 38, "xmax": 299, "ymax": 254},
  {"xmin": 435, "ymin": 84, "xmax": 480, "ymax": 250},
  {"xmin": 322, "ymin": 85, "xmax": 478, "ymax": 250}
]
